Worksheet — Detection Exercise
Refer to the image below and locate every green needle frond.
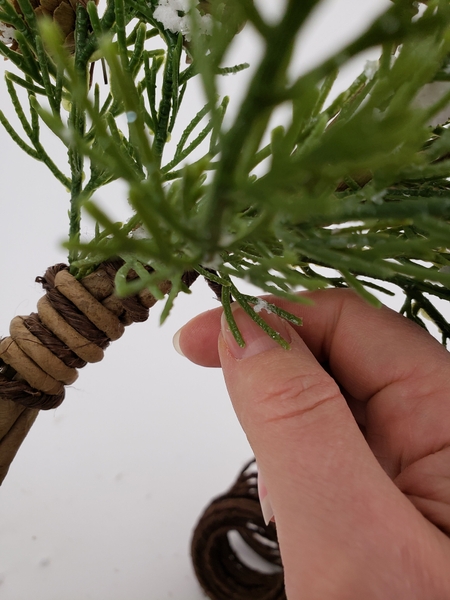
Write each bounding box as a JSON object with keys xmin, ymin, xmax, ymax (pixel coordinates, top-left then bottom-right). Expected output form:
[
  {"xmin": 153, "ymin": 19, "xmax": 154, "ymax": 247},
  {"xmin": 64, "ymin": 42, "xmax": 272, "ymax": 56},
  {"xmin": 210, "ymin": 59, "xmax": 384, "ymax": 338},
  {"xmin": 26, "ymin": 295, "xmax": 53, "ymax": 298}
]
[{"xmin": 2, "ymin": 0, "xmax": 450, "ymax": 344}]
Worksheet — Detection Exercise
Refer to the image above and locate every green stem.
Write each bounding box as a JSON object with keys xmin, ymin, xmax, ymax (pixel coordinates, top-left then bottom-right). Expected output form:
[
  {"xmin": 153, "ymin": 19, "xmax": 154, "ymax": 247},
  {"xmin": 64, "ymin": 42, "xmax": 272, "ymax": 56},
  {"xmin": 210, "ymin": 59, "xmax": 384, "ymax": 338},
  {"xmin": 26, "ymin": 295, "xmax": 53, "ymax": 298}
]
[
  {"xmin": 6, "ymin": 72, "xmax": 46, "ymax": 95},
  {"xmin": 154, "ymin": 34, "xmax": 177, "ymax": 161},
  {"xmin": 68, "ymin": 6, "xmax": 90, "ymax": 273},
  {"xmin": 221, "ymin": 282, "xmax": 244, "ymax": 347},
  {"xmin": 228, "ymin": 279, "xmax": 291, "ymax": 349},
  {"xmin": 203, "ymin": 0, "xmax": 320, "ymax": 245},
  {"xmin": 35, "ymin": 34, "xmax": 58, "ymax": 113},
  {"xmin": 68, "ymin": 101, "xmax": 84, "ymax": 270},
  {"xmin": 0, "ymin": 109, "xmax": 38, "ymax": 158}
]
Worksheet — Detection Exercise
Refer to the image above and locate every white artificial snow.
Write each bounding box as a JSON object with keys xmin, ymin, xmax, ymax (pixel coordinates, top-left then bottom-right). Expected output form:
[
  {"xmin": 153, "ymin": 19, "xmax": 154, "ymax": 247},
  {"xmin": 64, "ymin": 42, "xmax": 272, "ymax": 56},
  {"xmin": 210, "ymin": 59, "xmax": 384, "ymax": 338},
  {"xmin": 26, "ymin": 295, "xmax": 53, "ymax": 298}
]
[
  {"xmin": 153, "ymin": 0, "xmax": 212, "ymax": 42},
  {"xmin": 218, "ymin": 233, "xmax": 234, "ymax": 247},
  {"xmin": 253, "ymin": 298, "xmax": 271, "ymax": 314},
  {"xmin": 196, "ymin": 12, "xmax": 213, "ymax": 36},
  {"xmin": 364, "ymin": 60, "xmax": 378, "ymax": 81},
  {"xmin": 202, "ymin": 254, "xmax": 222, "ymax": 269},
  {"xmin": 0, "ymin": 22, "xmax": 15, "ymax": 45},
  {"xmin": 371, "ymin": 190, "xmax": 386, "ymax": 205},
  {"xmin": 130, "ymin": 225, "xmax": 150, "ymax": 239}
]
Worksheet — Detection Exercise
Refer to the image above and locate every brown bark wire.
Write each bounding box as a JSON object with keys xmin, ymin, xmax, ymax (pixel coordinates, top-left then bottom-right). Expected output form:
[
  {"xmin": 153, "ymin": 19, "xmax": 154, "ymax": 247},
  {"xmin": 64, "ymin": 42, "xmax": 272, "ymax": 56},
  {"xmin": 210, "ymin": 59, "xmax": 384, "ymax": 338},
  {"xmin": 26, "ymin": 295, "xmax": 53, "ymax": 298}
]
[
  {"xmin": 45, "ymin": 285, "xmax": 109, "ymax": 346},
  {"xmin": 54, "ymin": 270, "xmax": 125, "ymax": 342},
  {"xmin": 0, "ymin": 373, "xmax": 65, "ymax": 409},
  {"xmin": 0, "ymin": 260, "xmax": 193, "ymax": 483},
  {"xmin": 191, "ymin": 460, "xmax": 286, "ymax": 600},
  {"xmin": 23, "ymin": 313, "xmax": 87, "ymax": 369},
  {"xmin": 0, "ymin": 261, "xmax": 186, "ymax": 411}
]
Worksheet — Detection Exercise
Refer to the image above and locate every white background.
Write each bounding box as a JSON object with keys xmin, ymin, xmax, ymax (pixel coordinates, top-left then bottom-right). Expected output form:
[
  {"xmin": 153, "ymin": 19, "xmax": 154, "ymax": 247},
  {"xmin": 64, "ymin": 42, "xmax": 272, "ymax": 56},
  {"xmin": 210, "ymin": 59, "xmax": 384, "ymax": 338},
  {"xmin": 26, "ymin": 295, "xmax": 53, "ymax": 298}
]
[{"xmin": 4, "ymin": 0, "xmax": 441, "ymax": 598}]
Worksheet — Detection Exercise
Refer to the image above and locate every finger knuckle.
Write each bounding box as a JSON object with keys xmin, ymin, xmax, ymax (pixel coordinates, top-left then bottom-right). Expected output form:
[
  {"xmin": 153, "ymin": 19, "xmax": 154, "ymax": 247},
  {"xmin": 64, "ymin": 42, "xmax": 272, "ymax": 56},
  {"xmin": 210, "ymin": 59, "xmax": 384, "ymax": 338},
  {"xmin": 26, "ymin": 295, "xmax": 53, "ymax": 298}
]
[{"xmin": 258, "ymin": 372, "xmax": 341, "ymax": 424}]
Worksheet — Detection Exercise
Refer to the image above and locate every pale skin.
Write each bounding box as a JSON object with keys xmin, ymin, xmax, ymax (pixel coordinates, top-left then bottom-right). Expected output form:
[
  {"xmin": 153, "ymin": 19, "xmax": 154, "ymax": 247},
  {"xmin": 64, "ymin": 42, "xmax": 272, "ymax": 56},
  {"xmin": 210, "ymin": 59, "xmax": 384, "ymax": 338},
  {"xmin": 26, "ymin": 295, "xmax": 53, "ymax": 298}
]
[{"xmin": 175, "ymin": 289, "xmax": 450, "ymax": 599}]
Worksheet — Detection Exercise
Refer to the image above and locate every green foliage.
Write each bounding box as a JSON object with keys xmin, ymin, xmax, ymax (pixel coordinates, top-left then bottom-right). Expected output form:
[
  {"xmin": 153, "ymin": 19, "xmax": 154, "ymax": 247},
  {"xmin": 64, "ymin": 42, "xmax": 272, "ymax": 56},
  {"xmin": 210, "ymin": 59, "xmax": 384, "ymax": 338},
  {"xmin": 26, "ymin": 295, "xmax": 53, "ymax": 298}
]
[{"xmin": 2, "ymin": 0, "xmax": 450, "ymax": 346}]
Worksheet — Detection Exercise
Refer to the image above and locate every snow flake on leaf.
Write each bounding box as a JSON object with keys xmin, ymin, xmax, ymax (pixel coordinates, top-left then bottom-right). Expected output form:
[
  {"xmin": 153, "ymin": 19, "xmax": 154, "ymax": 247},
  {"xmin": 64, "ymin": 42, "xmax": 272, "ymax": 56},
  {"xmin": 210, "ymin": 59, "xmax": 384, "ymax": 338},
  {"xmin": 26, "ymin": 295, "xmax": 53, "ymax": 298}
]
[{"xmin": 153, "ymin": 0, "xmax": 212, "ymax": 42}]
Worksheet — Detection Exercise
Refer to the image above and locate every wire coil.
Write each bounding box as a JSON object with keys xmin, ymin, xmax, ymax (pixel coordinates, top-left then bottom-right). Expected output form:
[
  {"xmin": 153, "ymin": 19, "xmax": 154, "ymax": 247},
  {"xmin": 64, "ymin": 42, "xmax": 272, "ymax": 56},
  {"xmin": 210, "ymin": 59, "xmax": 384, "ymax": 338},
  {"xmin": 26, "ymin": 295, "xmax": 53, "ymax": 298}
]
[{"xmin": 191, "ymin": 460, "xmax": 286, "ymax": 600}]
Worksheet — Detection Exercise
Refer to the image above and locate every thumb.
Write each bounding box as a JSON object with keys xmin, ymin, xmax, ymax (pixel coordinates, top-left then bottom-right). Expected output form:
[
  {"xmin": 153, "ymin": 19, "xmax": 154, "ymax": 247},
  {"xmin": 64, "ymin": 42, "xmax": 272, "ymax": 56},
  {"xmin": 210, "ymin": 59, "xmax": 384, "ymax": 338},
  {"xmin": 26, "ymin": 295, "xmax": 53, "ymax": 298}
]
[{"xmin": 218, "ymin": 305, "xmax": 413, "ymax": 596}]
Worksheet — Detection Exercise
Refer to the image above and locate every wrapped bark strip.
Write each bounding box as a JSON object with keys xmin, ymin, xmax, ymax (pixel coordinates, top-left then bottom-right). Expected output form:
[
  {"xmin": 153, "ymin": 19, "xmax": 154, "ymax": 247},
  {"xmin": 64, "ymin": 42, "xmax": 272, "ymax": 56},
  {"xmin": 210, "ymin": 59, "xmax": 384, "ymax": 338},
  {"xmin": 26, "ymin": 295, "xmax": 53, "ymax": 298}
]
[{"xmin": 0, "ymin": 260, "xmax": 195, "ymax": 484}]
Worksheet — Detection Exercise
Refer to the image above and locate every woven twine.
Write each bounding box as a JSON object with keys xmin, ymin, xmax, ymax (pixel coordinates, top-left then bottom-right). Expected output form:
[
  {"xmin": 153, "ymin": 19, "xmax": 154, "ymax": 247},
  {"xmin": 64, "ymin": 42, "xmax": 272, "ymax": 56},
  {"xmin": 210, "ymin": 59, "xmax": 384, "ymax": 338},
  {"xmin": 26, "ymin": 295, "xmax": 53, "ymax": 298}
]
[{"xmin": 191, "ymin": 460, "xmax": 286, "ymax": 600}]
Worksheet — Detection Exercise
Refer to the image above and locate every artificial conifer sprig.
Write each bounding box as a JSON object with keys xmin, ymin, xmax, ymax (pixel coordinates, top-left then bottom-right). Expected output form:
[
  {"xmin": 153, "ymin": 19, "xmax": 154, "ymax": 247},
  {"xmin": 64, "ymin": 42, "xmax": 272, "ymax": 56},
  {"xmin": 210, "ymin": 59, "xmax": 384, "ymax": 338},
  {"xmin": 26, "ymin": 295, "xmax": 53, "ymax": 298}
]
[
  {"xmin": 2, "ymin": 0, "xmax": 450, "ymax": 345},
  {"xmin": 0, "ymin": 0, "xmax": 227, "ymax": 256},
  {"xmin": 10, "ymin": 0, "xmax": 97, "ymax": 52}
]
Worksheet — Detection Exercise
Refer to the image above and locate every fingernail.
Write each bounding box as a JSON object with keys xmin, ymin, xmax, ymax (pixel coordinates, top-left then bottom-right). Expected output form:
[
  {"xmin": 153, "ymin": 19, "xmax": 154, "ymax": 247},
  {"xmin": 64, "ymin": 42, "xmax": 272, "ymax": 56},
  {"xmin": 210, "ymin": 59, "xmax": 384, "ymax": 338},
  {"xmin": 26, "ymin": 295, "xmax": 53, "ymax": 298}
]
[
  {"xmin": 172, "ymin": 328, "xmax": 185, "ymax": 357},
  {"xmin": 258, "ymin": 471, "xmax": 275, "ymax": 526},
  {"xmin": 220, "ymin": 304, "xmax": 291, "ymax": 360}
]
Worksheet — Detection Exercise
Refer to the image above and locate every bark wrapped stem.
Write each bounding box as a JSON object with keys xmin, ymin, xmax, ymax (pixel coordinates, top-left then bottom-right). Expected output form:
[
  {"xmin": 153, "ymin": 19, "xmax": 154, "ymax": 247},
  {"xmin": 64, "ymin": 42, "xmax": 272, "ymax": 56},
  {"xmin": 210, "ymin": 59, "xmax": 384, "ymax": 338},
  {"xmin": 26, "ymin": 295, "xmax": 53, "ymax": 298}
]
[{"xmin": 0, "ymin": 259, "xmax": 195, "ymax": 484}]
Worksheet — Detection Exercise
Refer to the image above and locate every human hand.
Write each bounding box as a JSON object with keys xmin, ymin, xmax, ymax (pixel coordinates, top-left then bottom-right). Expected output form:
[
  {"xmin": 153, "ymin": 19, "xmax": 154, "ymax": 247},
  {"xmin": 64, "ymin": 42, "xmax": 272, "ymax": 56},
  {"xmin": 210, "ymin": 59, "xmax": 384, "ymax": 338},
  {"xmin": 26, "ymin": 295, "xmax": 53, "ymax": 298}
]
[{"xmin": 174, "ymin": 289, "xmax": 450, "ymax": 599}]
